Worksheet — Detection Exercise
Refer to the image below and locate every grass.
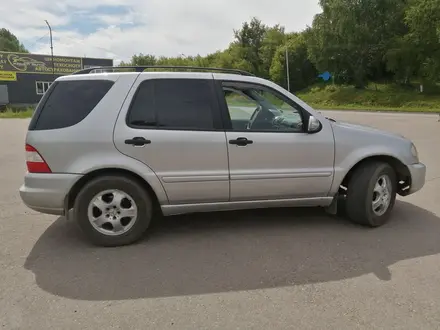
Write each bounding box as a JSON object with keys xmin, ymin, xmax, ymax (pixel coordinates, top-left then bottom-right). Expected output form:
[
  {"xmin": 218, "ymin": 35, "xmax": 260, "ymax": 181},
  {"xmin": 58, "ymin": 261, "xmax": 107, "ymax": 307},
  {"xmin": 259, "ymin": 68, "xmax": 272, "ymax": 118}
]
[
  {"xmin": 296, "ymin": 83, "xmax": 440, "ymax": 113},
  {"xmin": 0, "ymin": 107, "xmax": 34, "ymax": 118}
]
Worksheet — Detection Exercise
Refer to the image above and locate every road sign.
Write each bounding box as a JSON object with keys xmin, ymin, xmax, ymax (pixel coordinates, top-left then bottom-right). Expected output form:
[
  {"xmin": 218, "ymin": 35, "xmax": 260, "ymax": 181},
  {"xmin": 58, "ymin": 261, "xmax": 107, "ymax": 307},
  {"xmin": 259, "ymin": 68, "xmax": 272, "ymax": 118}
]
[{"xmin": 318, "ymin": 71, "xmax": 332, "ymax": 81}]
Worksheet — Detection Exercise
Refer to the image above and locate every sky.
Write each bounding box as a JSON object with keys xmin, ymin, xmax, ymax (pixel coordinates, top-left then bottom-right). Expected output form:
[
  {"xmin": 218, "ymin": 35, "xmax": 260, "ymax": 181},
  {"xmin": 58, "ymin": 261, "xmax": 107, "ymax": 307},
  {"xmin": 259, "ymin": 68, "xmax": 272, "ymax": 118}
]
[{"xmin": 1, "ymin": 0, "xmax": 321, "ymax": 63}]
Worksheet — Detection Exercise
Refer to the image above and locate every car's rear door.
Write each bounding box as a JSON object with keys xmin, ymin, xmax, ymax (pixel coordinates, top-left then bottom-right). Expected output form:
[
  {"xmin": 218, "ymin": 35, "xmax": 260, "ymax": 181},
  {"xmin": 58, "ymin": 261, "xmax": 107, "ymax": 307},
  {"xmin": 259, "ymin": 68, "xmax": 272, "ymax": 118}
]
[{"xmin": 113, "ymin": 73, "xmax": 230, "ymax": 204}]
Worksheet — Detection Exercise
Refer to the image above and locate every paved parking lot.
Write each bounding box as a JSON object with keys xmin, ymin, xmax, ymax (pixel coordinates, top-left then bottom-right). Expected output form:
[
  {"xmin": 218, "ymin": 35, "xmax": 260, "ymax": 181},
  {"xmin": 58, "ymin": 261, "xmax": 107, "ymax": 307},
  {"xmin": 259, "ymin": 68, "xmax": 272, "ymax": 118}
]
[{"xmin": 1, "ymin": 111, "xmax": 440, "ymax": 329}]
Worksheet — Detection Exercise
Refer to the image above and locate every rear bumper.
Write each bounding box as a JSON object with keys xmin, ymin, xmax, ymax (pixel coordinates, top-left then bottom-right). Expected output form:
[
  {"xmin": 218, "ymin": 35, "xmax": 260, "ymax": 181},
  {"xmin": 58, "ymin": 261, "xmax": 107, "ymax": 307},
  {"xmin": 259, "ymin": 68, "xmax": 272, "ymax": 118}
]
[
  {"xmin": 19, "ymin": 173, "xmax": 82, "ymax": 216},
  {"xmin": 407, "ymin": 162, "xmax": 426, "ymax": 195}
]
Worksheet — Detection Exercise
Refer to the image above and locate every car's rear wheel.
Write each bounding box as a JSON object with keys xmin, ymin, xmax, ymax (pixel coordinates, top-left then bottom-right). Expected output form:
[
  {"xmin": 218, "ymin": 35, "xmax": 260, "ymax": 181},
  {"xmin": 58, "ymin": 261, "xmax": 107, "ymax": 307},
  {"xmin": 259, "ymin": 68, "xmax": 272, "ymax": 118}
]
[
  {"xmin": 345, "ymin": 161, "xmax": 397, "ymax": 227},
  {"xmin": 73, "ymin": 175, "xmax": 152, "ymax": 247}
]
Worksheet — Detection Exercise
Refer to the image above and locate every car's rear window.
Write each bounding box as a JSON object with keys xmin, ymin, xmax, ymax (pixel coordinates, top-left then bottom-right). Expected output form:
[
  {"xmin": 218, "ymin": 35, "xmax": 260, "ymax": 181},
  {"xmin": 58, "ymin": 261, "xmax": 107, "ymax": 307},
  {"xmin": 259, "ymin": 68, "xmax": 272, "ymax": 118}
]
[{"xmin": 29, "ymin": 79, "xmax": 114, "ymax": 131}]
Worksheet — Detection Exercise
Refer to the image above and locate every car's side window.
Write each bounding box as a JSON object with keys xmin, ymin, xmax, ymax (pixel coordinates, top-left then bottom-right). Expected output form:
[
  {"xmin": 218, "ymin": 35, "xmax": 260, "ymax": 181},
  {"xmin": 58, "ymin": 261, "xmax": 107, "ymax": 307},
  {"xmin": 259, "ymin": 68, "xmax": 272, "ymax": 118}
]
[
  {"xmin": 127, "ymin": 78, "xmax": 215, "ymax": 130},
  {"xmin": 222, "ymin": 83, "xmax": 304, "ymax": 133},
  {"xmin": 224, "ymin": 88, "xmax": 259, "ymax": 121},
  {"xmin": 224, "ymin": 88, "xmax": 260, "ymax": 130}
]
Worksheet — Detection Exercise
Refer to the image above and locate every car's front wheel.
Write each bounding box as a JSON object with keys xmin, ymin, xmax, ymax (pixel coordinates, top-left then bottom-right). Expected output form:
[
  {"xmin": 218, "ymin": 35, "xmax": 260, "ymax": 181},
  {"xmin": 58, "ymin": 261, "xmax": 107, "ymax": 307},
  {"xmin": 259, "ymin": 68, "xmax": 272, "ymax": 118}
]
[
  {"xmin": 73, "ymin": 175, "xmax": 153, "ymax": 247},
  {"xmin": 345, "ymin": 161, "xmax": 397, "ymax": 227}
]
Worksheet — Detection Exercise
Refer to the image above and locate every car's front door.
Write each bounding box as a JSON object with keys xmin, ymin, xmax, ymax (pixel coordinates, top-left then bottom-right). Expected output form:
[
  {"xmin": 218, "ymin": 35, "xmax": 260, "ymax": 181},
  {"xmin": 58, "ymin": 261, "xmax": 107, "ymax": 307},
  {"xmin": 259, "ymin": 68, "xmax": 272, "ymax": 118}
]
[
  {"xmin": 114, "ymin": 74, "xmax": 229, "ymax": 204},
  {"xmin": 217, "ymin": 80, "xmax": 335, "ymax": 201}
]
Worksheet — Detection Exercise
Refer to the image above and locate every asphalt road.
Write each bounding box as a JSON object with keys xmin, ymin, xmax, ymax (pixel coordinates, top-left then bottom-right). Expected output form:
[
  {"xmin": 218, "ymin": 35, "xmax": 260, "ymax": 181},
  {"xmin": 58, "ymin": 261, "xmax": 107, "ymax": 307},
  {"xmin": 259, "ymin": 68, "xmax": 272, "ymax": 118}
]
[{"xmin": 1, "ymin": 111, "xmax": 440, "ymax": 330}]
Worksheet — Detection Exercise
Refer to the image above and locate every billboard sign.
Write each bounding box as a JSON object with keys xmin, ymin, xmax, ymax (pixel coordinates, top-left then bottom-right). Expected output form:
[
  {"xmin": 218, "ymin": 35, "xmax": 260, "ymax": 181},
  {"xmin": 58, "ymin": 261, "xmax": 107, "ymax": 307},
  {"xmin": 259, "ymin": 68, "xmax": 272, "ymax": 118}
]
[
  {"xmin": 0, "ymin": 71, "xmax": 17, "ymax": 81},
  {"xmin": 0, "ymin": 51, "xmax": 83, "ymax": 75}
]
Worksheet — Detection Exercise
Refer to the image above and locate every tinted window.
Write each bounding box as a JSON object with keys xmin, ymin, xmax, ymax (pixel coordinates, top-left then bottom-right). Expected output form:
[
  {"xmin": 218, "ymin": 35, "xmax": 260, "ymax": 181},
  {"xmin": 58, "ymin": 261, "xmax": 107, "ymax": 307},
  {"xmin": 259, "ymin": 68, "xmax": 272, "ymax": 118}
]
[
  {"xmin": 30, "ymin": 80, "xmax": 114, "ymax": 130},
  {"xmin": 127, "ymin": 79, "xmax": 215, "ymax": 130}
]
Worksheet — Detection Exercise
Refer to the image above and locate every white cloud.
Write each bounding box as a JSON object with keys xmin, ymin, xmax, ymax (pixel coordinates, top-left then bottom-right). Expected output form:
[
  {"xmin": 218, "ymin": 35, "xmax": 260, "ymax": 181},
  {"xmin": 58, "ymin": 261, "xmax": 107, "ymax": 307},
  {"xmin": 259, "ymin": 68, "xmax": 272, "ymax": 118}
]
[{"xmin": 2, "ymin": 0, "xmax": 321, "ymax": 62}]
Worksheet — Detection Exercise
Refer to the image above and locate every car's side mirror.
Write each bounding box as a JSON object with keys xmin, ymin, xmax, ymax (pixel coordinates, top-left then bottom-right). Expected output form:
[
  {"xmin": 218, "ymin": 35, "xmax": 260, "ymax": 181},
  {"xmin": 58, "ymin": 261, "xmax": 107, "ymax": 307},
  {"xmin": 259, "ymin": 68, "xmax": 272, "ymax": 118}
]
[{"xmin": 307, "ymin": 116, "xmax": 321, "ymax": 133}]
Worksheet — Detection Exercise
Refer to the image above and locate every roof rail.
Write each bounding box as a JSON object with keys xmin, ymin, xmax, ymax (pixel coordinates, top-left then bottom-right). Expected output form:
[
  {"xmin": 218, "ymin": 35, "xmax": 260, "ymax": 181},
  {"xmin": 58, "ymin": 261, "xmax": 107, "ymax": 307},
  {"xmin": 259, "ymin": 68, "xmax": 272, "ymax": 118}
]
[{"xmin": 72, "ymin": 66, "xmax": 255, "ymax": 76}]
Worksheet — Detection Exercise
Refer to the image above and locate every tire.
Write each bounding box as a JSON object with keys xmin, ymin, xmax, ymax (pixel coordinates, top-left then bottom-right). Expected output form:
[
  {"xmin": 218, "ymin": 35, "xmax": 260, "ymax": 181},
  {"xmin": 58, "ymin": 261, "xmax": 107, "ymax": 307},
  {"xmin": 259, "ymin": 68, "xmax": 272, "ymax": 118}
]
[
  {"xmin": 73, "ymin": 175, "xmax": 153, "ymax": 247},
  {"xmin": 345, "ymin": 161, "xmax": 397, "ymax": 227},
  {"xmin": 336, "ymin": 194, "xmax": 347, "ymax": 218}
]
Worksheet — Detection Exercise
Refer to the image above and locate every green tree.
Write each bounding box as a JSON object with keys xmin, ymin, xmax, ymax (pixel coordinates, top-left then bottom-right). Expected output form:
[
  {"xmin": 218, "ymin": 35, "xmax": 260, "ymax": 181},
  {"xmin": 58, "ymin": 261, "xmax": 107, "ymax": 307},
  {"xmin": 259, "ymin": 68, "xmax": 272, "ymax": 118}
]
[
  {"xmin": 0, "ymin": 28, "xmax": 28, "ymax": 52},
  {"xmin": 121, "ymin": 53, "xmax": 157, "ymax": 66},
  {"xmin": 270, "ymin": 33, "xmax": 317, "ymax": 91},
  {"xmin": 404, "ymin": 0, "xmax": 440, "ymax": 83},
  {"xmin": 385, "ymin": 36, "xmax": 420, "ymax": 84},
  {"xmin": 207, "ymin": 46, "xmax": 253, "ymax": 72},
  {"xmin": 156, "ymin": 55, "xmax": 193, "ymax": 66},
  {"xmin": 232, "ymin": 17, "xmax": 268, "ymax": 75},
  {"xmin": 118, "ymin": 8, "xmax": 440, "ymax": 92},
  {"xmin": 307, "ymin": 0, "xmax": 408, "ymax": 87},
  {"xmin": 260, "ymin": 25, "xmax": 286, "ymax": 79}
]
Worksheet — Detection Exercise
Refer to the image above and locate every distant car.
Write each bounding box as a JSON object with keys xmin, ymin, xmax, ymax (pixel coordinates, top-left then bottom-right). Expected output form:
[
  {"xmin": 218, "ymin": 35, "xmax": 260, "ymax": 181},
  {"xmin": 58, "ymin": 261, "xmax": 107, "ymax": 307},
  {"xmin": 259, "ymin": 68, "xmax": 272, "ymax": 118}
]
[{"xmin": 19, "ymin": 66, "xmax": 426, "ymax": 247}]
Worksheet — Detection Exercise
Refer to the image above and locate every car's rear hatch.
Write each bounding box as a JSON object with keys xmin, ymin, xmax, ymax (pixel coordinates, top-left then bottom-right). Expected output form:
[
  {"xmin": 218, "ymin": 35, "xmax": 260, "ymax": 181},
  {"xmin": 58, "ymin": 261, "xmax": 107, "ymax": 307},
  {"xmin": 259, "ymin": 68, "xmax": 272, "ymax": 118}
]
[{"xmin": 24, "ymin": 74, "xmax": 137, "ymax": 174}]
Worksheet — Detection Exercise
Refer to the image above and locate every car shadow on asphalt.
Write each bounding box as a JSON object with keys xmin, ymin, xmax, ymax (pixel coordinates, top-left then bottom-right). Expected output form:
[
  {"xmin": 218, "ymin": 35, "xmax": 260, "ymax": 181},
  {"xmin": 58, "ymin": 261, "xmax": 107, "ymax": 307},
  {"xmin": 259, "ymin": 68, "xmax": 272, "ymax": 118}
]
[{"xmin": 24, "ymin": 201, "xmax": 440, "ymax": 301}]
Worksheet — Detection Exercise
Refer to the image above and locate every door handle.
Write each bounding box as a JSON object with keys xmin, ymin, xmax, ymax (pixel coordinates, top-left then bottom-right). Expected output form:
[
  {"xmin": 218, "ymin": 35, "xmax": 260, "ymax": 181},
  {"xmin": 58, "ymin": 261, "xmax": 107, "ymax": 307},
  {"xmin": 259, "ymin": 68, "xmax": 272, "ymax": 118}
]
[
  {"xmin": 229, "ymin": 137, "xmax": 253, "ymax": 146},
  {"xmin": 124, "ymin": 137, "xmax": 151, "ymax": 147}
]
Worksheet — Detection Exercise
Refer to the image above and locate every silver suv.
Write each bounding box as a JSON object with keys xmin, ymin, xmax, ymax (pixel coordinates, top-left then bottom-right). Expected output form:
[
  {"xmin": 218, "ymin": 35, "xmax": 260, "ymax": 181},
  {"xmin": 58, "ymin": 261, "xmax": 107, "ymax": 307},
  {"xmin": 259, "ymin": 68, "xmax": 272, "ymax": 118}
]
[{"xmin": 19, "ymin": 66, "xmax": 426, "ymax": 247}]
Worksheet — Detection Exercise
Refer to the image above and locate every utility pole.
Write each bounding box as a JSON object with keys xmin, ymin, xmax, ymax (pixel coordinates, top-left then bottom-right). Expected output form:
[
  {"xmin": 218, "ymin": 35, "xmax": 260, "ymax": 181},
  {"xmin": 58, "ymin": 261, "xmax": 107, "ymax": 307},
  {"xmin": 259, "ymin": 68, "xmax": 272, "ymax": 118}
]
[
  {"xmin": 285, "ymin": 47, "xmax": 290, "ymax": 92},
  {"xmin": 45, "ymin": 20, "xmax": 55, "ymax": 79}
]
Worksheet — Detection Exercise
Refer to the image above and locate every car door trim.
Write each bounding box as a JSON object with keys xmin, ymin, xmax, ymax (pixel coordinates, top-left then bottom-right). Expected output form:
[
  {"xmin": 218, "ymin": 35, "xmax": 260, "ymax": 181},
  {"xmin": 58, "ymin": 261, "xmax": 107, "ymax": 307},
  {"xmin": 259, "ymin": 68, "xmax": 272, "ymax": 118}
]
[
  {"xmin": 161, "ymin": 197, "xmax": 333, "ymax": 216},
  {"xmin": 162, "ymin": 175, "xmax": 229, "ymax": 183},
  {"xmin": 230, "ymin": 171, "xmax": 333, "ymax": 181}
]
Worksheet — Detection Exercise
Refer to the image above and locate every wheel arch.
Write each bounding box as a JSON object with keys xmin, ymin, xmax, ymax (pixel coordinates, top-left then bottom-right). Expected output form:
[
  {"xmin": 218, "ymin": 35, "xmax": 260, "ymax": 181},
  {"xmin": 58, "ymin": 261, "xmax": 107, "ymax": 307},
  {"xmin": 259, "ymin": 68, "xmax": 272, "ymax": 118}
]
[
  {"xmin": 340, "ymin": 155, "xmax": 411, "ymax": 196},
  {"xmin": 65, "ymin": 168, "xmax": 164, "ymax": 215}
]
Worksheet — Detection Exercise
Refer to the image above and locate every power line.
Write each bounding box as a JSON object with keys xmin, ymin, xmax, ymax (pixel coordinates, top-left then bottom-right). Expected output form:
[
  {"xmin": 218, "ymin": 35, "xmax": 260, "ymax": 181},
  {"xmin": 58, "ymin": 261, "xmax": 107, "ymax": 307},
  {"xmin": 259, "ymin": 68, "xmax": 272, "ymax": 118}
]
[
  {"xmin": 27, "ymin": 32, "xmax": 49, "ymax": 50},
  {"xmin": 58, "ymin": 34, "xmax": 122, "ymax": 58}
]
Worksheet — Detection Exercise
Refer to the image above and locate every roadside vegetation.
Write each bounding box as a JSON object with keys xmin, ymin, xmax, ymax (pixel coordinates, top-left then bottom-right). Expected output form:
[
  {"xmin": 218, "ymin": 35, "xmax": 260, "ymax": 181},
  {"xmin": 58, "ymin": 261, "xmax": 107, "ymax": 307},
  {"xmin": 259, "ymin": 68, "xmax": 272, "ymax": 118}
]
[
  {"xmin": 120, "ymin": 0, "xmax": 440, "ymax": 92},
  {"xmin": 1, "ymin": 82, "xmax": 440, "ymax": 119},
  {"xmin": 118, "ymin": 0, "xmax": 440, "ymax": 113},
  {"xmin": 1, "ymin": 0, "xmax": 439, "ymax": 117},
  {"xmin": 297, "ymin": 83, "xmax": 440, "ymax": 112},
  {"xmin": 0, "ymin": 107, "xmax": 34, "ymax": 118}
]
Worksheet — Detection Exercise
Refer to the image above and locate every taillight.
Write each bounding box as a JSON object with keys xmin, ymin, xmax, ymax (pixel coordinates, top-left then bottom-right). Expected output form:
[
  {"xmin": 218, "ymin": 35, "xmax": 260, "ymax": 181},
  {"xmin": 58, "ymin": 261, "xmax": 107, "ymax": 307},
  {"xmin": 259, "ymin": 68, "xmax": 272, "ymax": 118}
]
[{"xmin": 25, "ymin": 144, "xmax": 52, "ymax": 173}]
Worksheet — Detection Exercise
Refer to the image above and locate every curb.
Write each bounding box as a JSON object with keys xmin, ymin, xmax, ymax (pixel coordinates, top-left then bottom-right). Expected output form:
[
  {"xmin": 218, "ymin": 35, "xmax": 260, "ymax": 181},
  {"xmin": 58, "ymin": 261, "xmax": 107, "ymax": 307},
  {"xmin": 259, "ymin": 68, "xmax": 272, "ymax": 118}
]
[{"xmin": 318, "ymin": 109, "xmax": 440, "ymax": 115}]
